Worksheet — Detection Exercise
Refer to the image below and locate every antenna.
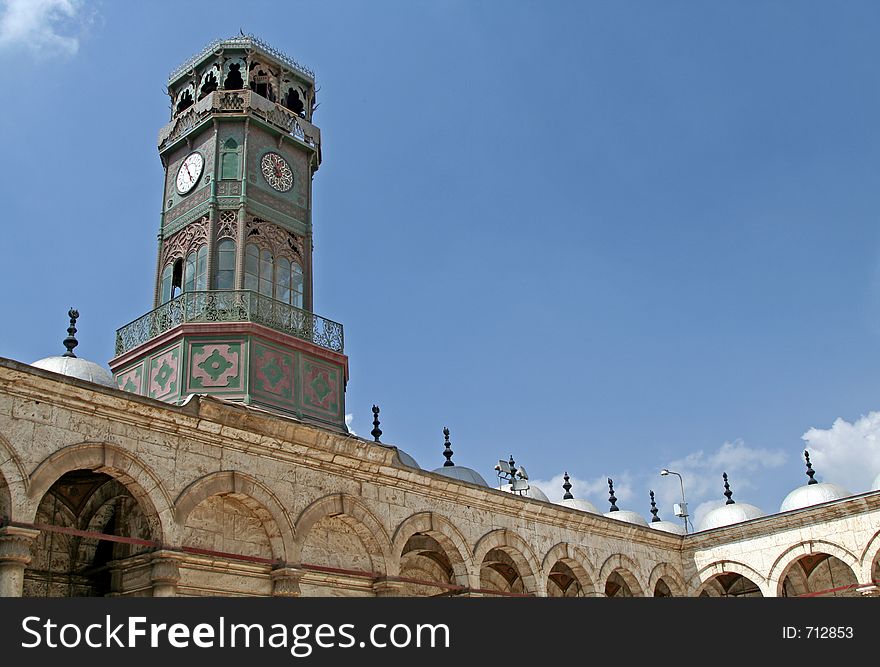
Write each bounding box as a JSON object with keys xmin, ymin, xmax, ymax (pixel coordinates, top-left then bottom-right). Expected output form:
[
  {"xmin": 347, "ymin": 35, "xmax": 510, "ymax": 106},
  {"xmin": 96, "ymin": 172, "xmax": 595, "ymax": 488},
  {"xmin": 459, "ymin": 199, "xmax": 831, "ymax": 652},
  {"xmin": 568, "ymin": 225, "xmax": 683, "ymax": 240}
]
[{"xmin": 496, "ymin": 454, "xmax": 530, "ymax": 495}]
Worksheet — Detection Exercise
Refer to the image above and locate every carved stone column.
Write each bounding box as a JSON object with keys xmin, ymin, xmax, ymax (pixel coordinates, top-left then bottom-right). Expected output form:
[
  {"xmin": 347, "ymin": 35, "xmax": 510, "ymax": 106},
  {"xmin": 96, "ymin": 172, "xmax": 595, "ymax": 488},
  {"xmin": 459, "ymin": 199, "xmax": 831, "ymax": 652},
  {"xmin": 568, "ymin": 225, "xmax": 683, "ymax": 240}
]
[
  {"xmin": 372, "ymin": 578, "xmax": 408, "ymax": 598},
  {"xmin": 856, "ymin": 584, "xmax": 880, "ymax": 597},
  {"xmin": 150, "ymin": 551, "xmax": 182, "ymax": 597},
  {"xmin": 0, "ymin": 526, "xmax": 40, "ymax": 597},
  {"xmin": 271, "ymin": 566, "xmax": 305, "ymax": 597}
]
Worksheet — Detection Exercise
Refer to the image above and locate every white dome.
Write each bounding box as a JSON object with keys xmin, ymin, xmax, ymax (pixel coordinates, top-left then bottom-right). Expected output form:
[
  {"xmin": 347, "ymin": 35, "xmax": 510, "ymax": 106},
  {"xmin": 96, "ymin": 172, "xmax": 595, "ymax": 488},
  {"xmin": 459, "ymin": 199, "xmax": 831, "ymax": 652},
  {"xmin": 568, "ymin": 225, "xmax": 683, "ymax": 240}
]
[
  {"xmin": 393, "ymin": 448, "xmax": 421, "ymax": 469},
  {"xmin": 697, "ymin": 502, "xmax": 765, "ymax": 532},
  {"xmin": 503, "ymin": 484, "xmax": 549, "ymax": 502},
  {"xmin": 558, "ymin": 497, "xmax": 600, "ymax": 514},
  {"xmin": 603, "ymin": 509, "xmax": 649, "ymax": 527},
  {"xmin": 649, "ymin": 520, "xmax": 686, "ymax": 535},
  {"xmin": 872, "ymin": 472, "xmax": 880, "ymax": 491},
  {"xmin": 431, "ymin": 465, "xmax": 490, "ymax": 487},
  {"xmin": 32, "ymin": 356, "xmax": 115, "ymax": 388},
  {"xmin": 780, "ymin": 482, "xmax": 851, "ymax": 513}
]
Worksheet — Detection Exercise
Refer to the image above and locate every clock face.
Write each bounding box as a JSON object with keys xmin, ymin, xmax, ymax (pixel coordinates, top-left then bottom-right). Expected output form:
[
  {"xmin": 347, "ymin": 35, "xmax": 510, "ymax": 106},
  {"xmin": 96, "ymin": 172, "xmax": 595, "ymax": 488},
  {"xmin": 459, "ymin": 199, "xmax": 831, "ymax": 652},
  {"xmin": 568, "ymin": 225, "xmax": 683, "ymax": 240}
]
[
  {"xmin": 176, "ymin": 152, "xmax": 204, "ymax": 194},
  {"xmin": 261, "ymin": 152, "xmax": 294, "ymax": 192}
]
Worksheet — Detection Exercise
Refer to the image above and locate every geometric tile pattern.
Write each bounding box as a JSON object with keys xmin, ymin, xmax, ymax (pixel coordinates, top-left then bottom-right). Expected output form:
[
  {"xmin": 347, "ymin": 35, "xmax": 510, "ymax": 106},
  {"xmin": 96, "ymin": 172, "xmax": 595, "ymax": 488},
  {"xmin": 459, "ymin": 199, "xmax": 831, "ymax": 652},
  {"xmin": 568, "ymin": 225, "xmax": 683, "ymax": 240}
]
[
  {"xmin": 148, "ymin": 345, "xmax": 180, "ymax": 401},
  {"xmin": 116, "ymin": 364, "xmax": 144, "ymax": 395},
  {"xmin": 190, "ymin": 342, "xmax": 241, "ymax": 389},
  {"xmin": 300, "ymin": 355, "xmax": 341, "ymax": 418},
  {"xmin": 251, "ymin": 341, "xmax": 295, "ymax": 407}
]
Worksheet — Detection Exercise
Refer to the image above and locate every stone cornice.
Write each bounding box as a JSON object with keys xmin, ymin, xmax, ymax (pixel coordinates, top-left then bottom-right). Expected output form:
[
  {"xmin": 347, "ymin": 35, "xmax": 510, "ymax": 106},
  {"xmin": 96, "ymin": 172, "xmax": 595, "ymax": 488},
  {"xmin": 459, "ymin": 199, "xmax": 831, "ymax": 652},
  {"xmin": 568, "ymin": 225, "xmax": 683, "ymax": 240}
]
[{"xmin": 683, "ymin": 491, "xmax": 880, "ymax": 552}]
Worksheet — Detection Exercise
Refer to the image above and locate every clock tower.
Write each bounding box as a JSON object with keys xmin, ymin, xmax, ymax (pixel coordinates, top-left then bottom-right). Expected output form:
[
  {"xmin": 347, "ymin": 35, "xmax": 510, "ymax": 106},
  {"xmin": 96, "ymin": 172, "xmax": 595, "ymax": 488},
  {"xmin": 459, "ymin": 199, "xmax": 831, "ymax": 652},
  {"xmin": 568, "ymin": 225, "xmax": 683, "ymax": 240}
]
[{"xmin": 110, "ymin": 35, "xmax": 348, "ymax": 431}]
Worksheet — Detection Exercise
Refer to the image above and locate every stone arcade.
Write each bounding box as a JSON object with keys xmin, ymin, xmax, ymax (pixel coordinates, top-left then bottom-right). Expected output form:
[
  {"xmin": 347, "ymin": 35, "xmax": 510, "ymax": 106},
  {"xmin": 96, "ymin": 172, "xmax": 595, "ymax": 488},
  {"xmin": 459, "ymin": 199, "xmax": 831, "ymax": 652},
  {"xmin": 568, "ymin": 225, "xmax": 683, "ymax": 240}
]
[{"xmin": 1, "ymin": 36, "xmax": 879, "ymax": 598}]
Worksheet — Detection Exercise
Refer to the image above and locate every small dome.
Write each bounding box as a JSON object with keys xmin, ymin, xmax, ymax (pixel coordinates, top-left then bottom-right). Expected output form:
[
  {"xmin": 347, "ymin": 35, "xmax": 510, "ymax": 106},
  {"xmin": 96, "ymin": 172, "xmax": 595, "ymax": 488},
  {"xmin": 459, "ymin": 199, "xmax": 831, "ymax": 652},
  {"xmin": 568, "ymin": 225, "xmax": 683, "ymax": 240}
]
[
  {"xmin": 649, "ymin": 520, "xmax": 686, "ymax": 535},
  {"xmin": 558, "ymin": 497, "xmax": 599, "ymax": 514},
  {"xmin": 697, "ymin": 502, "xmax": 765, "ymax": 532},
  {"xmin": 603, "ymin": 510, "xmax": 649, "ymax": 527},
  {"xmin": 32, "ymin": 356, "xmax": 115, "ymax": 388},
  {"xmin": 502, "ymin": 483, "xmax": 549, "ymax": 502},
  {"xmin": 523, "ymin": 484, "xmax": 549, "ymax": 502},
  {"xmin": 393, "ymin": 447, "xmax": 421, "ymax": 469},
  {"xmin": 431, "ymin": 465, "xmax": 490, "ymax": 487},
  {"xmin": 872, "ymin": 472, "xmax": 880, "ymax": 491},
  {"xmin": 780, "ymin": 482, "xmax": 851, "ymax": 513}
]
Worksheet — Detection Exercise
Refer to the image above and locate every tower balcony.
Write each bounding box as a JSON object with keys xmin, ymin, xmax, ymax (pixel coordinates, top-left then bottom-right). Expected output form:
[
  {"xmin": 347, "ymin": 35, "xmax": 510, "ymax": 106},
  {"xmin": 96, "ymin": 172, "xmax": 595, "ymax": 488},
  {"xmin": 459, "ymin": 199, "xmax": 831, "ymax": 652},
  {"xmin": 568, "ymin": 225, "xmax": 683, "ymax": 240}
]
[
  {"xmin": 110, "ymin": 291, "xmax": 347, "ymax": 430},
  {"xmin": 158, "ymin": 89, "xmax": 321, "ymax": 154},
  {"xmin": 114, "ymin": 290, "xmax": 343, "ymax": 357}
]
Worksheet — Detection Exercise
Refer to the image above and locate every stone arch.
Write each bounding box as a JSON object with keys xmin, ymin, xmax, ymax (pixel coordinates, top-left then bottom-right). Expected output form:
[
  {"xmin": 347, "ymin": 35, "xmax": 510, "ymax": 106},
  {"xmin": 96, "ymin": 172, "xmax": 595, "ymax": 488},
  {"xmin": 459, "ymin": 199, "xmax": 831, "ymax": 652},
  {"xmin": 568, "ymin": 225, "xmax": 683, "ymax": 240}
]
[
  {"xmin": 198, "ymin": 64, "xmax": 221, "ymax": 99},
  {"xmin": 647, "ymin": 562, "xmax": 688, "ymax": 597},
  {"xmin": 175, "ymin": 85, "xmax": 195, "ymax": 113},
  {"xmin": 597, "ymin": 553, "xmax": 646, "ymax": 597},
  {"xmin": 473, "ymin": 529, "xmax": 543, "ymax": 596},
  {"xmin": 26, "ymin": 443, "xmax": 173, "ymax": 541},
  {"xmin": 770, "ymin": 541, "xmax": 861, "ymax": 597},
  {"xmin": 769, "ymin": 540, "xmax": 859, "ymax": 589},
  {"xmin": 293, "ymin": 493, "xmax": 393, "ymax": 577},
  {"xmin": 174, "ymin": 471, "xmax": 295, "ymax": 562},
  {"xmin": 391, "ymin": 512, "xmax": 472, "ymax": 587},
  {"xmin": 0, "ymin": 432, "xmax": 28, "ymax": 519},
  {"xmin": 858, "ymin": 529, "xmax": 880, "ymax": 586},
  {"xmin": 692, "ymin": 560, "xmax": 768, "ymax": 597},
  {"xmin": 223, "ymin": 58, "xmax": 247, "ymax": 90},
  {"xmin": 541, "ymin": 542, "xmax": 598, "ymax": 597}
]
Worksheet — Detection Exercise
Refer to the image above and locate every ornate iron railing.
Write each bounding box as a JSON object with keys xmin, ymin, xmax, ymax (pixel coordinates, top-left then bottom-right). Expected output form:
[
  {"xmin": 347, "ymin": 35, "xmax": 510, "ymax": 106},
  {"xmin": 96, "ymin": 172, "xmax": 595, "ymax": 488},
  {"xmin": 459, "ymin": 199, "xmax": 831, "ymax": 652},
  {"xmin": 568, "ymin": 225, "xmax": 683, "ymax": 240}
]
[{"xmin": 115, "ymin": 291, "xmax": 344, "ymax": 356}]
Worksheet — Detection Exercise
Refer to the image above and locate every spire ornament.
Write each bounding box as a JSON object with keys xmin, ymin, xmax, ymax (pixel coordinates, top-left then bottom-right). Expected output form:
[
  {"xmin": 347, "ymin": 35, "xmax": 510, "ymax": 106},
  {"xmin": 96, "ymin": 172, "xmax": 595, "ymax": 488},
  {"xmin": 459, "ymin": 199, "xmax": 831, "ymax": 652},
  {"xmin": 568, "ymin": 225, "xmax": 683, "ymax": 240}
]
[
  {"xmin": 723, "ymin": 472, "xmax": 735, "ymax": 505},
  {"xmin": 442, "ymin": 427, "xmax": 454, "ymax": 467},
  {"xmin": 804, "ymin": 450, "xmax": 818, "ymax": 485},
  {"xmin": 650, "ymin": 490, "xmax": 660, "ymax": 522},
  {"xmin": 607, "ymin": 478, "xmax": 619, "ymax": 512},
  {"xmin": 62, "ymin": 308, "xmax": 79, "ymax": 358},
  {"xmin": 562, "ymin": 472, "xmax": 573, "ymax": 500},
  {"xmin": 370, "ymin": 405, "xmax": 382, "ymax": 442}
]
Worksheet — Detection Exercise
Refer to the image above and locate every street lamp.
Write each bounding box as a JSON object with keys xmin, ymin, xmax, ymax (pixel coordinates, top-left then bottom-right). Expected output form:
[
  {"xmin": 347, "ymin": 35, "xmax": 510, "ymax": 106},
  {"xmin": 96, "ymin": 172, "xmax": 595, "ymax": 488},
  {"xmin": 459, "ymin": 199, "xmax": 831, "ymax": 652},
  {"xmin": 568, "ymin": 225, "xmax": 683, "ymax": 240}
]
[{"xmin": 660, "ymin": 469, "xmax": 690, "ymax": 534}]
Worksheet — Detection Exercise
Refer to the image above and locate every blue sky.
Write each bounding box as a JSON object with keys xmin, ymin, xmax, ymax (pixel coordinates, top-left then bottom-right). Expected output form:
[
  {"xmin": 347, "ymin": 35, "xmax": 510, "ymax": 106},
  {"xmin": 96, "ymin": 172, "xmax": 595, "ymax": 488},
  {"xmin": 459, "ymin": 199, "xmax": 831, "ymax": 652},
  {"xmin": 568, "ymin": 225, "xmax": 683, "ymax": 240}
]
[{"xmin": 2, "ymin": 0, "xmax": 880, "ymax": 526}]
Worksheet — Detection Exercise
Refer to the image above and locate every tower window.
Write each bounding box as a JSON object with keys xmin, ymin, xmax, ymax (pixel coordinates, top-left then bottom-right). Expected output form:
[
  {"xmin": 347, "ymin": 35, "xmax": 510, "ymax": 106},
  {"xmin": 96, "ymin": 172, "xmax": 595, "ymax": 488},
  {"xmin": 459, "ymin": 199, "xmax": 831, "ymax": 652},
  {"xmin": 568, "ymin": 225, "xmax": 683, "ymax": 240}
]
[
  {"xmin": 249, "ymin": 67, "xmax": 275, "ymax": 101},
  {"xmin": 215, "ymin": 239, "xmax": 236, "ymax": 289},
  {"xmin": 220, "ymin": 138, "xmax": 240, "ymax": 180},
  {"xmin": 198, "ymin": 72, "xmax": 218, "ymax": 100},
  {"xmin": 161, "ymin": 264, "xmax": 174, "ymax": 303},
  {"xmin": 161, "ymin": 258, "xmax": 185, "ymax": 303},
  {"xmin": 284, "ymin": 88, "xmax": 304, "ymax": 116},
  {"xmin": 224, "ymin": 63, "xmax": 243, "ymax": 90},
  {"xmin": 259, "ymin": 249, "xmax": 274, "ymax": 297},
  {"xmin": 183, "ymin": 245, "xmax": 208, "ymax": 293},
  {"xmin": 244, "ymin": 242, "xmax": 303, "ymax": 308},
  {"xmin": 176, "ymin": 89, "xmax": 193, "ymax": 114}
]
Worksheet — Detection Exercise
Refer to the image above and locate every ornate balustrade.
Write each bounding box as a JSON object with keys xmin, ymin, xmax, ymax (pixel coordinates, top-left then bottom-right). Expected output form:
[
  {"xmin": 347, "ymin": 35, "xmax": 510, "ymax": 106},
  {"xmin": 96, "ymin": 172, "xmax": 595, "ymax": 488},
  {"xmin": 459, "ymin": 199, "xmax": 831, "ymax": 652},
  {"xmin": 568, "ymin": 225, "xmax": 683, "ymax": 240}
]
[
  {"xmin": 158, "ymin": 90, "xmax": 319, "ymax": 149},
  {"xmin": 115, "ymin": 291, "xmax": 344, "ymax": 356}
]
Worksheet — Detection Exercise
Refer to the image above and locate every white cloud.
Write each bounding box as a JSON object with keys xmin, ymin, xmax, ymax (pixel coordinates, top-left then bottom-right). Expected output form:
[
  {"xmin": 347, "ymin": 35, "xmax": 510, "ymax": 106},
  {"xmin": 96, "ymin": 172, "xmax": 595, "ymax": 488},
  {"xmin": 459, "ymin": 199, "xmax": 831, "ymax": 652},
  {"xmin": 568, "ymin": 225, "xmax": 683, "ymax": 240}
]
[
  {"xmin": 0, "ymin": 0, "xmax": 87, "ymax": 57},
  {"xmin": 802, "ymin": 411, "xmax": 880, "ymax": 494},
  {"xmin": 344, "ymin": 413, "xmax": 356, "ymax": 436}
]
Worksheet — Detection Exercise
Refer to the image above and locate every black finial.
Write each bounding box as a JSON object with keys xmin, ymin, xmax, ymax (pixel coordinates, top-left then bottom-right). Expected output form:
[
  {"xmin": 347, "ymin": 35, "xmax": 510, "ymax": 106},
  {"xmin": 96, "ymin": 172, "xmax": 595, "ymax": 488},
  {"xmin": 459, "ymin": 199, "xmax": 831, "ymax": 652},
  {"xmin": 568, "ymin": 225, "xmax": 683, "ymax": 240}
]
[
  {"xmin": 804, "ymin": 450, "xmax": 818, "ymax": 485},
  {"xmin": 722, "ymin": 472, "xmax": 735, "ymax": 504},
  {"xmin": 62, "ymin": 308, "xmax": 79, "ymax": 358},
  {"xmin": 562, "ymin": 472, "xmax": 573, "ymax": 500},
  {"xmin": 442, "ymin": 427, "xmax": 454, "ymax": 466},
  {"xmin": 509, "ymin": 455, "xmax": 516, "ymax": 473},
  {"xmin": 607, "ymin": 477, "xmax": 619, "ymax": 512},
  {"xmin": 370, "ymin": 405, "xmax": 382, "ymax": 442},
  {"xmin": 650, "ymin": 490, "xmax": 661, "ymax": 522}
]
